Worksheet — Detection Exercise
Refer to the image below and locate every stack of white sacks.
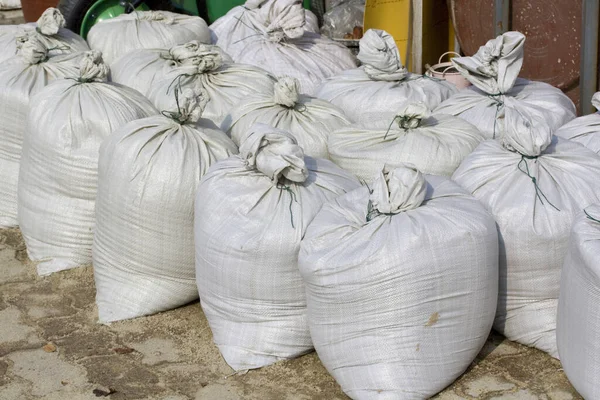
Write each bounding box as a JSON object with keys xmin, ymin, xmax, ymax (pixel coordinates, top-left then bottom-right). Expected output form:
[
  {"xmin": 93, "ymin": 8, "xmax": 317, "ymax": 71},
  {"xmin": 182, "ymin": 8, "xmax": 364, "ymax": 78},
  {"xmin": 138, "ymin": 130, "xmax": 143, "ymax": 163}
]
[{"xmin": 1, "ymin": 3, "xmax": 599, "ymax": 398}]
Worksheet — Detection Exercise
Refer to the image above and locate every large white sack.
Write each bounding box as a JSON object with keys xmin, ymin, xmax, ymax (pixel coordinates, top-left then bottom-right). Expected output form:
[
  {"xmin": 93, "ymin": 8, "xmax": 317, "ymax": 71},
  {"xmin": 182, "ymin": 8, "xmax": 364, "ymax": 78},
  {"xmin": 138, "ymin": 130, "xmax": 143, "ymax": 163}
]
[
  {"xmin": 93, "ymin": 88, "xmax": 237, "ymax": 323},
  {"xmin": 555, "ymin": 91, "xmax": 600, "ymax": 154},
  {"xmin": 0, "ymin": 36, "xmax": 80, "ymax": 228},
  {"xmin": 0, "ymin": 0, "xmax": 20, "ymax": 11},
  {"xmin": 147, "ymin": 48, "xmax": 275, "ymax": 126},
  {"xmin": 210, "ymin": 0, "xmax": 319, "ymax": 58},
  {"xmin": 87, "ymin": 10, "xmax": 210, "ymax": 65},
  {"xmin": 299, "ymin": 165, "xmax": 499, "ymax": 400},
  {"xmin": 557, "ymin": 205, "xmax": 600, "ymax": 400},
  {"xmin": 316, "ymin": 29, "xmax": 457, "ymax": 124},
  {"xmin": 227, "ymin": 0, "xmax": 357, "ymax": 94},
  {"xmin": 195, "ymin": 124, "xmax": 360, "ymax": 371},
  {"xmin": 452, "ymin": 97, "xmax": 600, "ymax": 357},
  {"xmin": 435, "ymin": 31, "xmax": 575, "ymax": 140},
  {"xmin": 222, "ymin": 76, "xmax": 350, "ymax": 158},
  {"xmin": 328, "ymin": 102, "xmax": 483, "ymax": 181},
  {"xmin": 0, "ymin": 8, "xmax": 88, "ymax": 63},
  {"xmin": 110, "ymin": 41, "xmax": 232, "ymax": 96},
  {"xmin": 18, "ymin": 51, "xmax": 157, "ymax": 276}
]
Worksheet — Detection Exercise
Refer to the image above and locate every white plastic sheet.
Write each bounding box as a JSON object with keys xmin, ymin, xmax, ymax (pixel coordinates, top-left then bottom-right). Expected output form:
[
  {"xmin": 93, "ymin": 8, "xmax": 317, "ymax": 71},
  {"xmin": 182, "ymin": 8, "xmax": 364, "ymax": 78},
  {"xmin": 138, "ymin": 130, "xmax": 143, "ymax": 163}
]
[
  {"xmin": 555, "ymin": 91, "xmax": 600, "ymax": 154},
  {"xmin": 299, "ymin": 166, "xmax": 499, "ymax": 399},
  {"xmin": 316, "ymin": 29, "xmax": 456, "ymax": 124},
  {"xmin": 435, "ymin": 31, "xmax": 576, "ymax": 139},
  {"xmin": 18, "ymin": 51, "xmax": 156, "ymax": 276},
  {"xmin": 452, "ymin": 98, "xmax": 600, "ymax": 357},
  {"xmin": 0, "ymin": 36, "xmax": 80, "ymax": 228},
  {"xmin": 328, "ymin": 102, "xmax": 483, "ymax": 181},
  {"xmin": 195, "ymin": 124, "xmax": 359, "ymax": 371},
  {"xmin": 87, "ymin": 10, "xmax": 210, "ymax": 64},
  {"xmin": 222, "ymin": 76, "xmax": 350, "ymax": 158},
  {"xmin": 557, "ymin": 204, "xmax": 600, "ymax": 400},
  {"xmin": 93, "ymin": 88, "xmax": 237, "ymax": 323}
]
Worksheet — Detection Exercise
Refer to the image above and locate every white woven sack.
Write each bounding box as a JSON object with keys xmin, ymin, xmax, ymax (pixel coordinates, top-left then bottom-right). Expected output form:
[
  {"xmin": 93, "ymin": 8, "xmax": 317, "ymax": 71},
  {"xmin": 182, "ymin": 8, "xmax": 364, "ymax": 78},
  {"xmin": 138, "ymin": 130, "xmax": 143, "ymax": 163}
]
[
  {"xmin": 299, "ymin": 165, "xmax": 499, "ymax": 400},
  {"xmin": 328, "ymin": 102, "xmax": 483, "ymax": 182},
  {"xmin": 228, "ymin": 0, "xmax": 357, "ymax": 94},
  {"xmin": 110, "ymin": 41, "xmax": 232, "ymax": 96},
  {"xmin": 195, "ymin": 124, "xmax": 360, "ymax": 371},
  {"xmin": 93, "ymin": 88, "xmax": 237, "ymax": 323},
  {"xmin": 557, "ymin": 205, "xmax": 600, "ymax": 400},
  {"xmin": 316, "ymin": 29, "xmax": 457, "ymax": 124},
  {"xmin": 223, "ymin": 76, "xmax": 350, "ymax": 158},
  {"xmin": 210, "ymin": 0, "xmax": 319, "ymax": 58},
  {"xmin": 87, "ymin": 10, "xmax": 210, "ymax": 65},
  {"xmin": 0, "ymin": 8, "xmax": 88, "ymax": 63},
  {"xmin": 0, "ymin": 36, "xmax": 80, "ymax": 228},
  {"xmin": 147, "ymin": 48, "xmax": 274, "ymax": 126},
  {"xmin": 555, "ymin": 91, "xmax": 600, "ymax": 154},
  {"xmin": 452, "ymin": 97, "xmax": 600, "ymax": 357},
  {"xmin": 435, "ymin": 31, "xmax": 575, "ymax": 140},
  {"xmin": 18, "ymin": 51, "xmax": 157, "ymax": 276},
  {"xmin": 0, "ymin": 0, "xmax": 20, "ymax": 11}
]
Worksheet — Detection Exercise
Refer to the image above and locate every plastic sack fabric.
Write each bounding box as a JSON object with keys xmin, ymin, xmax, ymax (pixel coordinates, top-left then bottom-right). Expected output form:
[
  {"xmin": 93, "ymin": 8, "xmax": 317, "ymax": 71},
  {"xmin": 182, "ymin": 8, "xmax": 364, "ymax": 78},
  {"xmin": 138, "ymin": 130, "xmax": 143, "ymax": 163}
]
[
  {"xmin": 222, "ymin": 76, "xmax": 350, "ymax": 158},
  {"xmin": 224, "ymin": 0, "xmax": 357, "ymax": 94},
  {"xmin": 316, "ymin": 29, "xmax": 456, "ymax": 124},
  {"xmin": 0, "ymin": 36, "xmax": 80, "ymax": 228},
  {"xmin": 321, "ymin": 0, "xmax": 364, "ymax": 39},
  {"xmin": 110, "ymin": 41, "xmax": 232, "ymax": 96},
  {"xmin": 555, "ymin": 91, "xmax": 600, "ymax": 154},
  {"xmin": 299, "ymin": 165, "xmax": 499, "ymax": 400},
  {"xmin": 87, "ymin": 11, "xmax": 211, "ymax": 65},
  {"xmin": 0, "ymin": 8, "xmax": 88, "ymax": 63},
  {"xmin": 435, "ymin": 31, "xmax": 575, "ymax": 140},
  {"xmin": 452, "ymin": 97, "xmax": 600, "ymax": 357},
  {"xmin": 18, "ymin": 51, "xmax": 157, "ymax": 276},
  {"xmin": 0, "ymin": 0, "xmax": 20, "ymax": 10},
  {"xmin": 328, "ymin": 102, "xmax": 483, "ymax": 181},
  {"xmin": 195, "ymin": 124, "xmax": 360, "ymax": 371},
  {"xmin": 93, "ymin": 88, "xmax": 237, "ymax": 323},
  {"xmin": 557, "ymin": 205, "xmax": 600, "ymax": 400},
  {"xmin": 147, "ymin": 48, "xmax": 275, "ymax": 126},
  {"xmin": 210, "ymin": 0, "xmax": 319, "ymax": 61}
]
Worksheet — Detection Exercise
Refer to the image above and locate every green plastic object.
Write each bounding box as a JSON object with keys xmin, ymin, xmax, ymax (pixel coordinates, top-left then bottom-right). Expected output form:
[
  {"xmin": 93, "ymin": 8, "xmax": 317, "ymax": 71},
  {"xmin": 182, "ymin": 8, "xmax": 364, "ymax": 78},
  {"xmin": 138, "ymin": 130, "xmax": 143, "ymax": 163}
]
[
  {"xmin": 80, "ymin": 0, "xmax": 150, "ymax": 39},
  {"xmin": 206, "ymin": 0, "xmax": 311, "ymax": 24}
]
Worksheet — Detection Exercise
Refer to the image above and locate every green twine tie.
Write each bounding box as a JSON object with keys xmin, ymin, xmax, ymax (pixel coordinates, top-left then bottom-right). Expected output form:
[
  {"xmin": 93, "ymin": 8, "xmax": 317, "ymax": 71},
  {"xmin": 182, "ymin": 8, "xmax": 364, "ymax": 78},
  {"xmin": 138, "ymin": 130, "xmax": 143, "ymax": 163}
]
[
  {"xmin": 517, "ymin": 155, "xmax": 561, "ymax": 212},
  {"xmin": 277, "ymin": 183, "xmax": 298, "ymax": 228},
  {"xmin": 160, "ymin": 87, "xmax": 189, "ymax": 125},
  {"xmin": 584, "ymin": 209, "xmax": 600, "ymax": 223}
]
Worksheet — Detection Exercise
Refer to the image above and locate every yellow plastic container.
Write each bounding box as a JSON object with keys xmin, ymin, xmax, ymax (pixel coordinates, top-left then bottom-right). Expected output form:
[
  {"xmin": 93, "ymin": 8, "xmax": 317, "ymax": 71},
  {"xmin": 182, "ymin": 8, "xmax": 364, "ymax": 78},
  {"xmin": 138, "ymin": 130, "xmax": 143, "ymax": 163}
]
[{"xmin": 364, "ymin": 0, "xmax": 455, "ymax": 74}]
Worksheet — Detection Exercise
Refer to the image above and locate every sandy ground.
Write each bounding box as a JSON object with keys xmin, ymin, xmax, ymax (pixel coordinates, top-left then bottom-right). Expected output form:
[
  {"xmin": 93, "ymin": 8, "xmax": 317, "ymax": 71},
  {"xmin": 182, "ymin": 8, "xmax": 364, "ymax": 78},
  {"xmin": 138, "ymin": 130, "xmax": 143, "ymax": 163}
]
[{"xmin": 0, "ymin": 227, "xmax": 584, "ymax": 400}]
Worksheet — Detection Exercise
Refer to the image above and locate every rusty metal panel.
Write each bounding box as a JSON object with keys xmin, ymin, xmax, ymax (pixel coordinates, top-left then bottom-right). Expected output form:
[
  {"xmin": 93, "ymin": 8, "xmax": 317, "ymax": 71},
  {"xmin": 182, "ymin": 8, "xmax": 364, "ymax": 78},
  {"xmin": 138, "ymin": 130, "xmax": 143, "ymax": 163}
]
[{"xmin": 449, "ymin": 0, "xmax": 582, "ymax": 112}]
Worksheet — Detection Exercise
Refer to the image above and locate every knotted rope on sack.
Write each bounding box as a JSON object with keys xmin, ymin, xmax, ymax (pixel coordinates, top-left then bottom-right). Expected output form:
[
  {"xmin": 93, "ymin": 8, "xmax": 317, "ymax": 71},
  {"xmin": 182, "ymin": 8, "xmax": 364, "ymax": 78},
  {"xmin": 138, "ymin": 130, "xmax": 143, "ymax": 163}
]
[
  {"xmin": 273, "ymin": 76, "xmax": 307, "ymax": 112},
  {"xmin": 160, "ymin": 86, "xmax": 208, "ymax": 125},
  {"xmin": 366, "ymin": 165, "xmax": 427, "ymax": 222},
  {"xmin": 502, "ymin": 98, "xmax": 561, "ymax": 212},
  {"xmin": 239, "ymin": 124, "xmax": 308, "ymax": 228},
  {"xmin": 165, "ymin": 45, "xmax": 225, "ymax": 95},
  {"xmin": 64, "ymin": 50, "xmax": 109, "ymax": 91},
  {"xmin": 516, "ymin": 155, "xmax": 560, "ymax": 211},
  {"xmin": 384, "ymin": 102, "xmax": 431, "ymax": 139}
]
